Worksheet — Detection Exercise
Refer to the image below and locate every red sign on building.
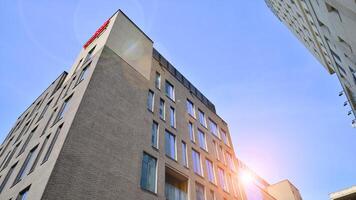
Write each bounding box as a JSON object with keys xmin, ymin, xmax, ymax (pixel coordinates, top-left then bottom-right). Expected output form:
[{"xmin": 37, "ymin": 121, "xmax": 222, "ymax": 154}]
[{"xmin": 83, "ymin": 19, "xmax": 110, "ymax": 49}]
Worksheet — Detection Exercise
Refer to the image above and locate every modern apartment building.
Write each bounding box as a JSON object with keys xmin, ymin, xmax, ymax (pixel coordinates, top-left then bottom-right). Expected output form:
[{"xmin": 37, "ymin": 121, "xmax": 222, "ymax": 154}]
[
  {"xmin": 330, "ymin": 186, "xmax": 356, "ymax": 200},
  {"xmin": 0, "ymin": 9, "xmax": 300, "ymax": 200},
  {"xmin": 265, "ymin": 0, "xmax": 356, "ymax": 127}
]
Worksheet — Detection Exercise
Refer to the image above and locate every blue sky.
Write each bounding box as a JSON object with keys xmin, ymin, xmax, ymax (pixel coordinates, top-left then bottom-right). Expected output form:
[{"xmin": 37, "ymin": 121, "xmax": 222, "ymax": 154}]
[{"xmin": 0, "ymin": 1, "xmax": 355, "ymax": 199}]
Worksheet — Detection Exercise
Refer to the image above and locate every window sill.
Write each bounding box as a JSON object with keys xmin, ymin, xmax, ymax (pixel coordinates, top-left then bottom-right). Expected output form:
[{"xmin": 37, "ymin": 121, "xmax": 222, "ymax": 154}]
[{"xmin": 140, "ymin": 187, "xmax": 158, "ymax": 196}]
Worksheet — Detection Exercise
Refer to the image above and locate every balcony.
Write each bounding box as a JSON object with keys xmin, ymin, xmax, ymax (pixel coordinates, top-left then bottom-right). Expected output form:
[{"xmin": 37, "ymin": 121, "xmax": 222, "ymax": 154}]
[{"xmin": 165, "ymin": 167, "xmax": 188, "ymax": 200}]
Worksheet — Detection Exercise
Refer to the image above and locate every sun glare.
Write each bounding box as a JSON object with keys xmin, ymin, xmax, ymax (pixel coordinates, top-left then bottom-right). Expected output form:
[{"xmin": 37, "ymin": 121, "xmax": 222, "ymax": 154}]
[{"xmin": 240, "ymin": 170, "xmax": 255, "ymax": 185}]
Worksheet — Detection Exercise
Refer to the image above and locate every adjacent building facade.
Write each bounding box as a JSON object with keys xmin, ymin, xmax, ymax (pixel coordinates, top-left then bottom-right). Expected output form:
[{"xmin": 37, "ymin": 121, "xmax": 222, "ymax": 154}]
[
  {"xmin": 330, "ymin": 186, "xmax": 356, "ymax": 200},
  {"xmin": 265, "ymin": 0, "xmax": 356, "ymax": 127},
  {"xmin": 0, "ymin": 10, "xmax": 301, "ymax": 200}
]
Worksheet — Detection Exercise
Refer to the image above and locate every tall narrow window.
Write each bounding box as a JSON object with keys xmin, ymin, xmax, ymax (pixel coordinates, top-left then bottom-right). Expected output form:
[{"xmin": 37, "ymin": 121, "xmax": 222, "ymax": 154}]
[
  {"xmin": 41, "ymin": 108, "xmax": 56, "ymax": 137},
  {"xmin": 55, "ymin": 95, "xmax": 72, "ymax": 123},
  {"xmin": 159, "ymin": 99, "xmax": 165, "ymax": 120},
  {"xmin": 197, "ymin": 129, "xmax": 207, "ymax": 151},
  {"xmin": 217, "ymin": 167, "xmax": 227, "ymax": 192},
  {"xmin": 182, "ymin": 141, "xmax": 188, "ymax": 167},
  {"xmin": 206, "ymin": 159, "xmax": 215, "ymax": 183},
  {"xmin": 16, "ymin": 185, "xmax": 30, "ymax": 200},
  {"xmin": 165, "ymin": 131, "xmax": 176, "ymax": 160},
  {"xmin": 140, "ymin": 153, "xmax": 157, "ymax": 193},
  {"xmin": 38, "ymin": 100, "xmax": 52, "ymax": 121},
  {"xmin": 18, "ymin": 126, "xmax": 37, "ymax": 156},
  {"xmin": 42, "ymin": 124, "xmax": 62, "ymax": 164},
  {"xmin": 209, "ymin": 120, "xmax": 219, "ymax": 138},
  {"xmin": 147, "ymin": 90, "xmax": 154, "ymax": 112},
  {"xmin": 74, "ymin": 58, "xmax": 83, "ymax": 72},
  {"xmin": 2, "ymin": 142, "xmax": 21, "ymax": 170},
  {"xmin": 198, "ymin": 109, "xmax": 206, "ymax": 127},
  {"xmin": 225, "ymin": 152, "xmax": 235, "ymax": 171},
  {"xmin": 78, "ymin": 64, "xmax": 89, "ymax": 83},
  {"xmin": 192, "ymin": 149, "xmax": 202, "ymax": 176},
  {"xmin": 151, "ymin": 121, "xmax": 159, "ymax": 149},
  {"xmin": 221, "ymin": 130, "xmax": 229, "ymax": 146},
  {"xmin": 13, "ymin": 145, "xmax": 38, "ymax": 185},
  {"xmin": 0, "ymin": 162, "xmax": 17, "ymax": 193},
  {"xmin": 186, "ymin": 99, "xmax": 195, "ymax": 117},
  {"xmin": 83, "ymin": 46, "xmax": 96, "ymax": 63},
  {"xmin": 169, "ymin": 107, "xmax": 176, "ymax": 128},
  {"xmin": 188, "ymin": 122, "xmax": 195, "ymax": 142},
  {"xmin": 29, "ymin": 134, "xmax": 50, "ymax": 174},
  {"xmin": 155, "ymin": 72, "xmax": 161, "ymax": 89},
  {"xmin": 165, "ymin": 81, "xmax": 175, "ymax": 100},
  {"xmin": 195, "ymin": 182, "xmax": 205, "ymax": 200}
]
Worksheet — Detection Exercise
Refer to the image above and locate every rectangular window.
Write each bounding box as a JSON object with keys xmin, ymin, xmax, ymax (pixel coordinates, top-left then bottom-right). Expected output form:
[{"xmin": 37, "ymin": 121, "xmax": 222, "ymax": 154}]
[
  {"xmin": 159, "ymin": 99, "xmax": 165, "ymax": 120},
  {"xmin": 198, "ymin": 109, "xmax": 206, "ymax": 127},
  {"xmin": 0, "ymin": 162, "xmax": 17, "ymax": 193},
  {"xmin": 151, "ymin": 121, "xmax": 159, "ymax": 149},
  {"xmin": 38, "ymin": 100, "xmax": 52, "ymax": 121},
  {"xmin": 29, "ymin": 134, "xmax": 50, "ymax": 174},
  {"xmin": 42, "ymin": 124, "xmax": 62, "ymax": 164},
  {"xmin": 165, "ymin": 81, "xmax": 175, "ymax": 100},
  {"xmin": 155, "ymin": 72, "xmax": 161, "ymax": 89},
  {"xmin": 169, "ymin": 107, "xmax": 176, "ymax": 128},
  {"xmin": 18, "ymin": 126, "xmax": 37, "ymax": 156},
  {"xmin": 209, "ymin": 119, "xmax": 219, "ymax": 137},
  {"xmin": 218, "ymin": 168, "xmax": 227, "ymax": 192},
  {"xmin": 16, "ymin": 185, "xmax": 30, "ymax": 200},
  {"xmin": 78, "ymin": 64, "xmax": 89, "ymax": 83},
  {"xmin": 225, "ymin": 152, "xmax": 235, "ymax": 171},
  {"xmin": 2, "ymin": 142, "xmax": 21, "ymax": 170},
  {"xmin": 140, "ymin": 153, "xmax": 157, "ymax": 193},
  {"xmin": 182, "ymin": 141, "xmax": 188, "ymax": 167},
  {"xmin": 195, "ymin": 182, "xmax": 205, "ymax": 200},
  {"xmin": 74, "ymin": 58, "xmax": 83, "ymax": 72},
  {"xmin": 83, "ymin": 46, "xmax": 96, "ymax": 63},
  {"xmin": 147, "ymin": 90, "xmax": 154, "ymax": 112},
  {"xmin": 197, "ymin": 129, "xmax": 207, "ymax": 151},
  {"xmin": 13, "ymin": 145, "xmax": 38, "ymax": 185},
  {"xmin": 186, "ymin": 99, "xmax": 195, "ymax": 117},
  {"xmin": 206, "ymin": 159, "xmax": 215, "ymax": 183},
  {"xmin": 165, "ymin": 131, "xmax": 176, "ymax": 160},
  {"xmin": 192, "ymin": 149, "xmax": 202, "ymax": 176},
  {"xmin": 188, "ymin": 122, "xmax": 195, "ymax": 142},
  {"xmin": 55, "ymin": 95, "xmax": 72, "ymax": 122},
  {"xmin": 221, "ymin": 130, "xmax": 229, "ymax": 146}
]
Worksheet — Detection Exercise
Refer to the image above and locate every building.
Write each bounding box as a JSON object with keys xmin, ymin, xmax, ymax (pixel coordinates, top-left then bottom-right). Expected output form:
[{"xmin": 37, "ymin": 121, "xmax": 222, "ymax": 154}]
[
  {"xmin": 330, "ymin": 186, "xmax": 356, "ymax": 200},
  {"xmin": 0, "ymin": 9, "xmax": 300, "ymax": 200},
  {"xmin": 265, "ymin": 0, "xmax": 356, "ymax": 127},
  {"xmin": 266, "ymin": 180, "xmax": 302, "ymax": 200}
]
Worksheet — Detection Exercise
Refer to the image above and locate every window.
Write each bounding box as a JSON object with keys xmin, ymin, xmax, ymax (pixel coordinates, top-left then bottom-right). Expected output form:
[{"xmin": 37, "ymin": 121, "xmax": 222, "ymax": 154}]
[
  {"xmin": 198, "ymin": 129, "xmax": 207, "ymax": 151},
  {"xmin": 198, "ymin": 109, "xmax": 206, "ymax": 127},
  {"xmin": 42, "ymin": 124, "xmax": 63, "ymax": 164},
  {"xmin": 18, "ymin": 126, "xmax": 37, "ymax": 156},
  {"xmin": 151, "ymin": 121, "xmax": 159, "ymax": 149},
  {"xmin": 74, "ymin": 58, "xmax": 83, "ymax": 72},
  {"xmin": 0, "ymin": 162, "xmax": 17, "ymax": 193},
  {"xmin": 186, "ymin": 99, "xmax": 195, "ymax": 117},
  {"xmin": 83, "ymin": 46, "xmax": 96, "ymax": 63},
  {"xmin": 147, "ymin": 90, "xmax": 154, "ymax": 112},
  {"xmin": 38, "ymin": 100, "xmax": 52, "ymax": 121},
  {"xmin": 55, "ymin": 95, "xmax": 72, "ymax": 122},
  {"xmin": 192, "ymin": 149, "xmax": 202, "ymax": 176},
  {"xmin": 225, "ymin": 152, "xmax": 235, "ymax": 171},
  {"xmin": 195, "ymin": 182, "xmax": 205, "ymax": 200},
  {"xmin": 78, "ymin": 64, "xmax": 89, "ymax": 83},
  {"xmin": 165, "ymin": 131, "xmax": 176, "ymax": 160},
  {"xmin": 155, "ymin": 72, "xmax": 161, "ymax": 89},
  {"xmin": 16, "ymin": 185, "xmax": 30, "ymax": 200},
  {"xmin": 217, "ymin": 168, "xmax": 228, "ymax": 191},
  {"xmin": 159, "ymin": 99, "xmax": 165, "ymax": 120},
  {"xmin": 29, "ymin": 134, "xmax": 50, "ymax": 174},
  {"xmin": 169, "ymin": 107, "xmax": 176, "ymax": 128},
  {"xmin": 188, "ymin": 122, "xmax": 195, "ymax": 142},
  {"xmin": 140, "ymin": 153, "xmax": 157, "ymax": 193},
  {"xmin": 209, "ymin": 120, "xmax": 219, "ymax": 137},
  {"xmin": 182, "ymin": 142, "xmax": 188, "ymax": 167},
  {"xmin": 221, "ymin": 130, "xmax": 229, "ymax": 146},
  {"xmin": 165, "ymin": 81, "xmax": 175, "ymax": 100},
  {"xmin": 206, "ymin": 159, "xmax": 215, "ymax": 183},
  {"xmin": 13, "ymin": 145, "xmax": 38, "ymax": 185},
  {"xmin": 2, "ymin": 142, "xmax": 21, "ymax": 170}
]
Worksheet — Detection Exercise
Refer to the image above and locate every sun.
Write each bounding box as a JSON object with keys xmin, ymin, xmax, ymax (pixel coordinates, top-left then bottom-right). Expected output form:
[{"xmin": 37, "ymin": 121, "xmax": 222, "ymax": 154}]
[{"xmin": 239, "ymin": 170, "xmax": 255, "ymax": 185}]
